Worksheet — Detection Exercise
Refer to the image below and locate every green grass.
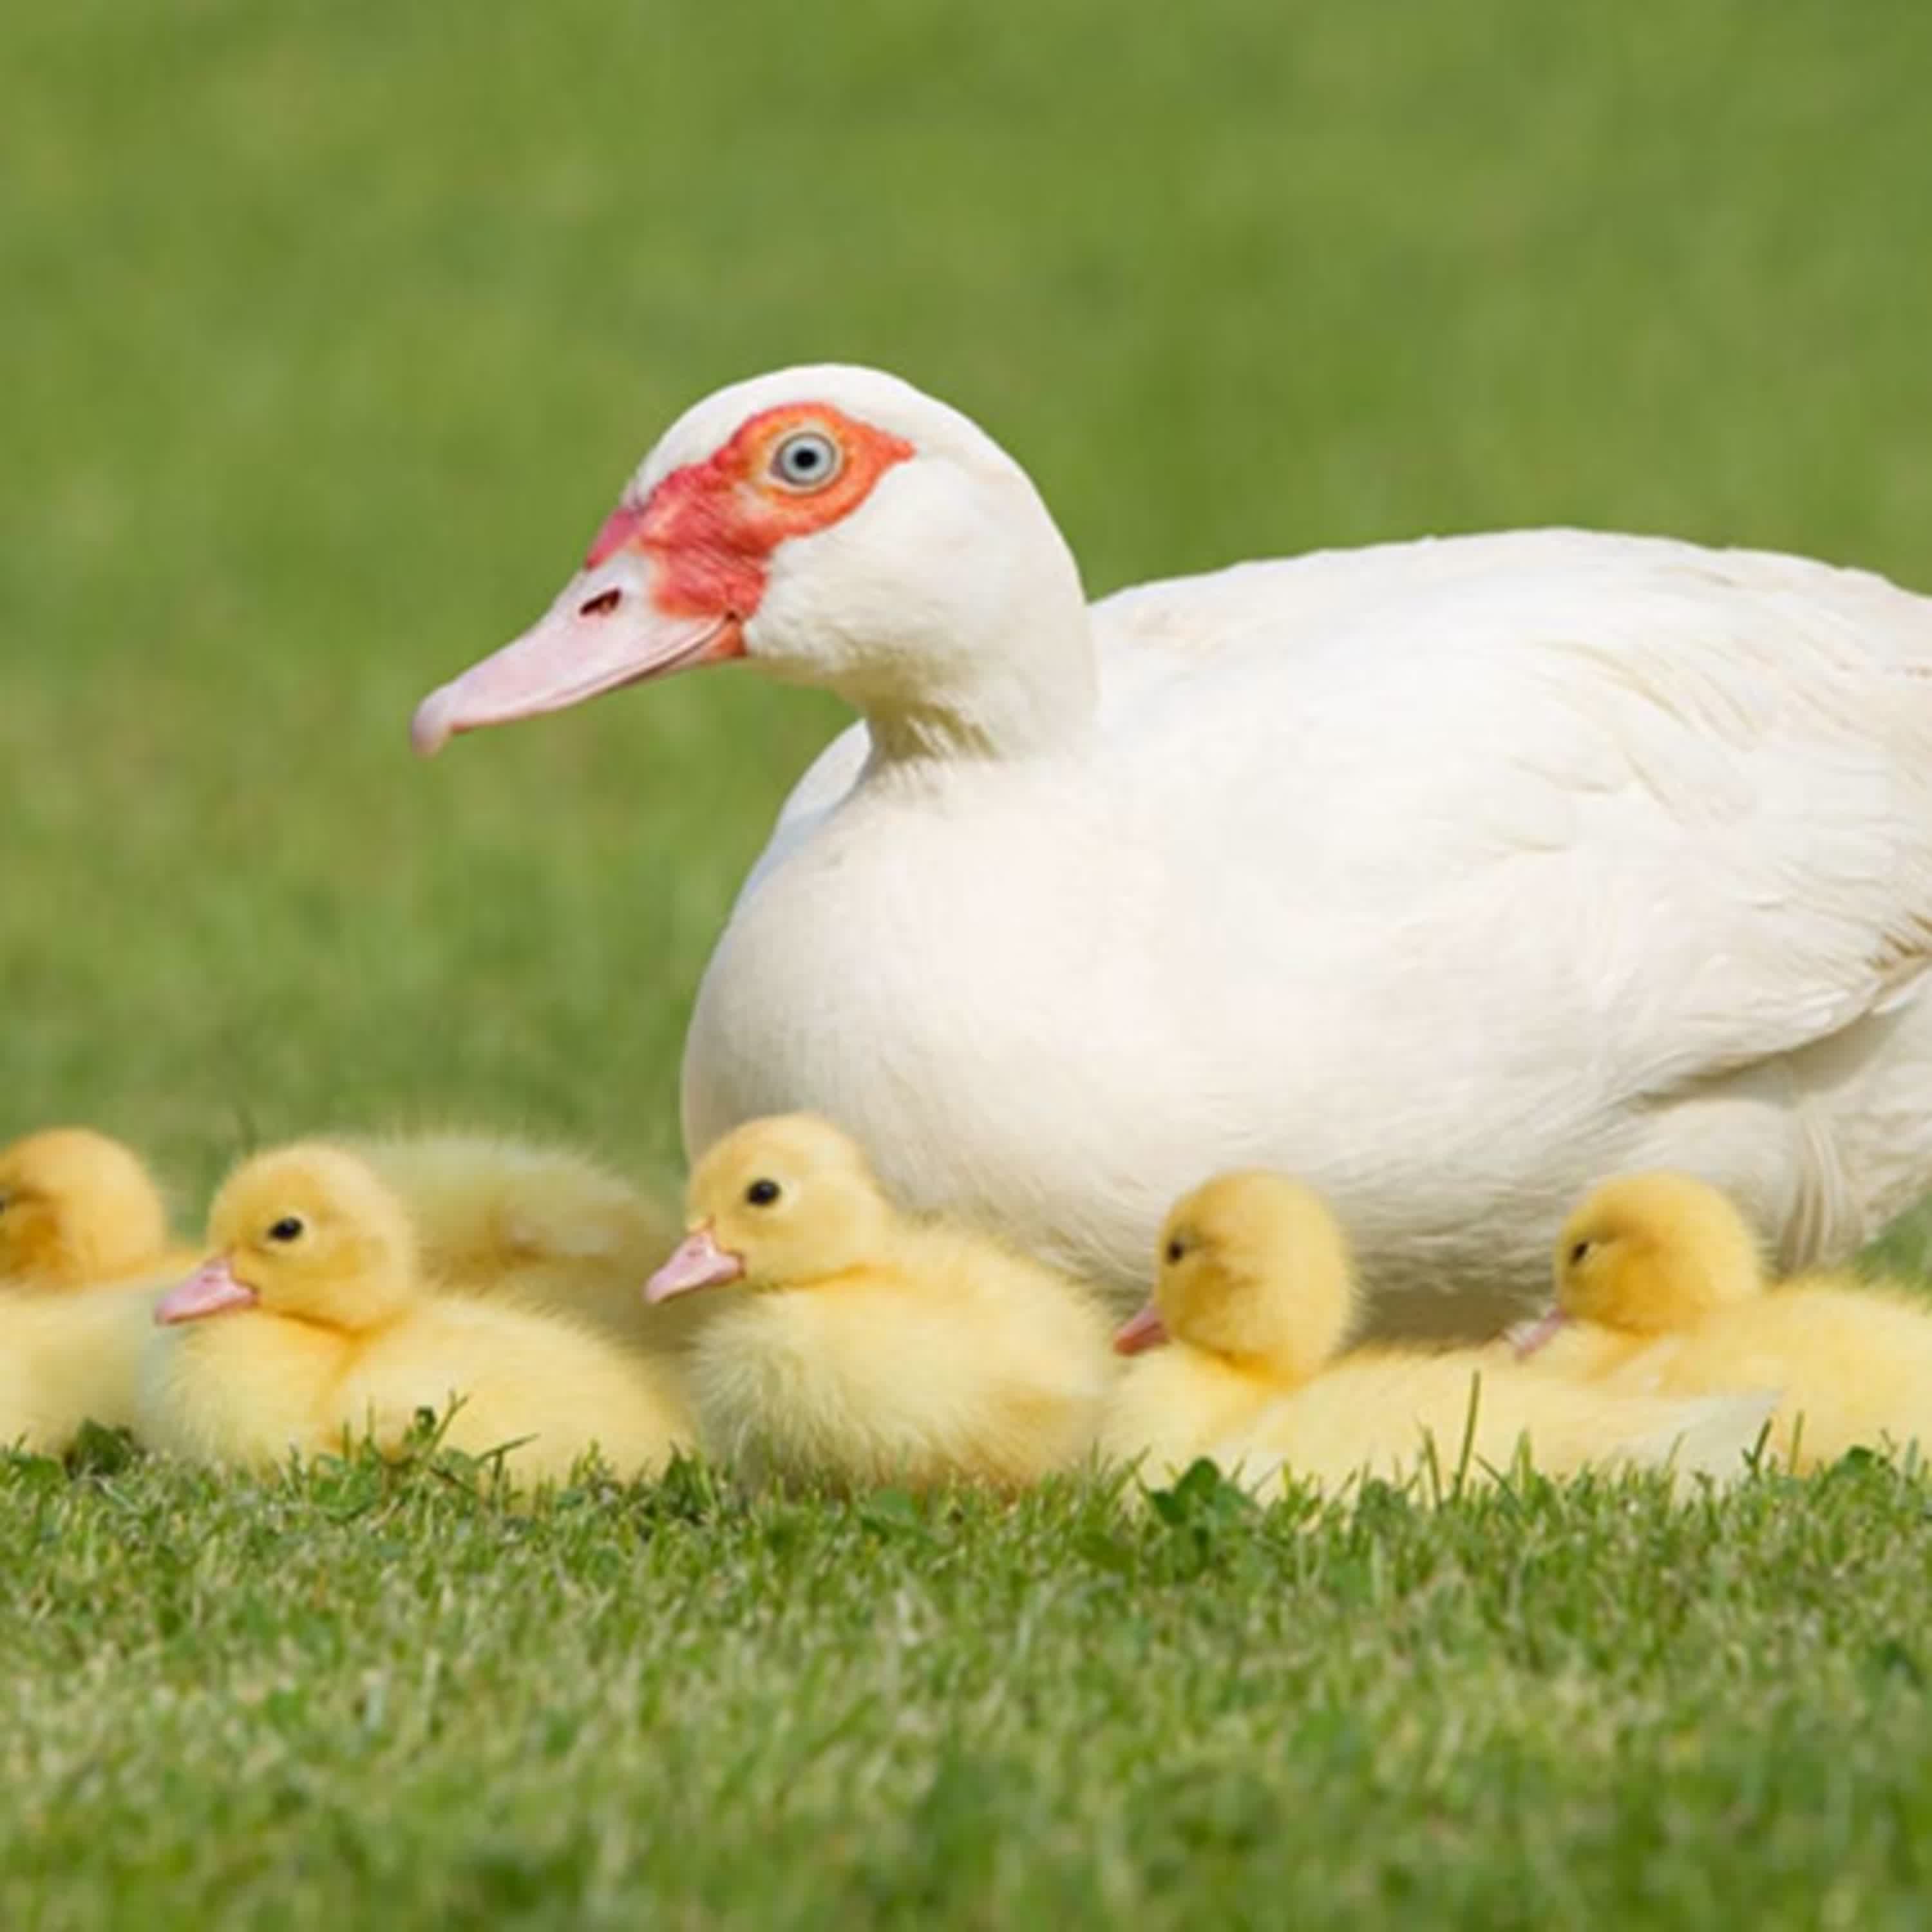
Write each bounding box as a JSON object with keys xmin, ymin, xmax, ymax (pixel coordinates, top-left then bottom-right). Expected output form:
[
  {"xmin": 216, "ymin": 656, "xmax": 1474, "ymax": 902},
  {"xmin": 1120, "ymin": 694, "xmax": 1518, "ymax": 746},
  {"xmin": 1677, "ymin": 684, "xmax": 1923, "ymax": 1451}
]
[
  {"xmin": 6, "ymin": 1447, "xmax": 1932, "ymax": 1930},
  {"xmin": 6, "ymin": 0, "xmax": 1932, "ymax": 1922}
]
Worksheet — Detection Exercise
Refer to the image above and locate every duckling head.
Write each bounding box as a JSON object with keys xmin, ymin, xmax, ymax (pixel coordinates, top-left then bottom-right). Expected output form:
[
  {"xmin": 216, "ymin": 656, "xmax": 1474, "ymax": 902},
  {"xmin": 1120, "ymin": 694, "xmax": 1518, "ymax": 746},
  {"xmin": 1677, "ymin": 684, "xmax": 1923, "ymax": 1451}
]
[
  {"xmin": 644, "ymin": 1113, "xmax": 891, "ymax": 1303},
  {"xmin": 156, "ymin": 1144, "xmax": 420, "ymax": 1332},
  {"xmin": 0, "ymin": 1128, "xmax": 170, "ymax": 1289},
  {"xmin": 1517, "ymin": 1171, "xmax": 1764, "ymax": 1354},
  {"xmin": 1115, "ymin": 1171, "xmax": 1358, "ymax": 1380}
]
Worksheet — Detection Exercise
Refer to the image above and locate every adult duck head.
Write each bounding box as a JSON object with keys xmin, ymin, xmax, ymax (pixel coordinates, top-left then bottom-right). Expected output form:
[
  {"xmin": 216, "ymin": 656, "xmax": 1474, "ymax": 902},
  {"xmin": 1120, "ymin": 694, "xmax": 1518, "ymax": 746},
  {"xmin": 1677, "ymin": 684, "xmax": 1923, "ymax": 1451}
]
[{"xmin": 412, "ymin": 366, "xmax": 1097, "ymax": 762}]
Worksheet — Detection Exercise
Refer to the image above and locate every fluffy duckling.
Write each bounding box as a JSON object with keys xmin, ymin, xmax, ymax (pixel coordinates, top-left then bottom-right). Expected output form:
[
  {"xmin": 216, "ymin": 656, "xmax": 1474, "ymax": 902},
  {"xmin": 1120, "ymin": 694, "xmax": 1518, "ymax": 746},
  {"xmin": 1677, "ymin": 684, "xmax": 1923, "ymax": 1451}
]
[
  {"xmin": 1101, "ymin": 1174, "xmax": 1356, "ymax": 1480},
  {"xmin": 139, "ymin": 1142, "xmax": 692, "ymax": 1488},
  {"xmin": 1100, "ymin": 1171, "xmax": 1773, "ymax": 1498},
  {"xmin": 0, "ymin": 1128, "xmax": 198, "ymax": 1293},
  {"xmin": 645, "ymin": 1114, "xmax": 1115, "ymax": 1493},
  {"xmin": 350, "ymin": 1129, "xmax": 685, "ymax": 1350},
  {"xmin": 0, "ymin": 1129, "xmax": 198, "ymax": 1451},
  {"xmin": 1504, "ymin": 1171, "xmax": 1765, "ymax": 1379},
  {"xmin": 1514, "ymin": 1171, "xmax": 1932, "ymax": 1470}
]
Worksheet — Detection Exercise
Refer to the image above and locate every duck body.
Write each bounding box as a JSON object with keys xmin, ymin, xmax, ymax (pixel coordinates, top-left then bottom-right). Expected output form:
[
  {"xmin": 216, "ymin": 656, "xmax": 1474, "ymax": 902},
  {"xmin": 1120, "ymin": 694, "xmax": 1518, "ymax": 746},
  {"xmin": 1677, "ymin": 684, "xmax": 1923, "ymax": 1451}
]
[
  {"xmin": 687, "ymin": 1230, "xmax": 1113, "ymax": 1493},
  {"xmin": 413, "ymin": 367, "xmax": 1932, "ymax": 1338},
  {"xmin": 690, "ymin": 529, "xmax": 1932, "ymax": 1334}
]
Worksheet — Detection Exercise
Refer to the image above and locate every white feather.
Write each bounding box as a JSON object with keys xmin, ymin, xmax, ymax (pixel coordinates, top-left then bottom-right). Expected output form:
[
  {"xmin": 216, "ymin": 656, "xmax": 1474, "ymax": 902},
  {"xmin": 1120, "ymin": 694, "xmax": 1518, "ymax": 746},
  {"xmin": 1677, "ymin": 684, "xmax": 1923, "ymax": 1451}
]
[{"xmin": 603, "ymin": 375, "xmax": 1932, "ymax": 1339}]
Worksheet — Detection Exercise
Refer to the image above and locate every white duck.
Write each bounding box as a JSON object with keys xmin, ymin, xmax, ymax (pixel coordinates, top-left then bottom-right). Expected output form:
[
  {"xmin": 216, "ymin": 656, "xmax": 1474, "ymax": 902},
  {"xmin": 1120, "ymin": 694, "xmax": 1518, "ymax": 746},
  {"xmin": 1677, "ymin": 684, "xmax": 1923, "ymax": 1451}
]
[{"xmin": 413, "ymin": 365, "xmax": 1932, "ymax": 1336}]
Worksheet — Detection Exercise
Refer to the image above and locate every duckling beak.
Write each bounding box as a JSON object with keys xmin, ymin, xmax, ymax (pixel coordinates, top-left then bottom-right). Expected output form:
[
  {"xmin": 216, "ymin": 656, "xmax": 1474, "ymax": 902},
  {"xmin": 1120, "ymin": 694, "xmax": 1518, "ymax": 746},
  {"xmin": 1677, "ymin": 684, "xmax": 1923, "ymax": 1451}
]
[
  {"xmin": 155, "ymin": 1258, "xmax": 260, "ymax": 1326},
  {"xmin": 411, "ymin": 554, "xmax": 742, "ymax": 757},
  {"xmin": 1506, "ymin": 1305, "xmax": 1569, "ymax": 1359},
  {"xmin": 644, "ymin": 1224, "xmax": 745, "ymax": 1304},
  {"xmin": 1112, "ymin": 1301, "xmax": 1170, "ymax": 1356}
]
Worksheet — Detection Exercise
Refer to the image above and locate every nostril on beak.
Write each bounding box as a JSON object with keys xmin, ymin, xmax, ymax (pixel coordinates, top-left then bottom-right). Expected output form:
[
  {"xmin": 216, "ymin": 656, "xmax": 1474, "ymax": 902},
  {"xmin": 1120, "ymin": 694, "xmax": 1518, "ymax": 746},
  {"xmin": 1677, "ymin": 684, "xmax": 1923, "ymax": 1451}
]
[{"xmin": 579, "ymin": 588, "xmax": 623, "ymax": 618}]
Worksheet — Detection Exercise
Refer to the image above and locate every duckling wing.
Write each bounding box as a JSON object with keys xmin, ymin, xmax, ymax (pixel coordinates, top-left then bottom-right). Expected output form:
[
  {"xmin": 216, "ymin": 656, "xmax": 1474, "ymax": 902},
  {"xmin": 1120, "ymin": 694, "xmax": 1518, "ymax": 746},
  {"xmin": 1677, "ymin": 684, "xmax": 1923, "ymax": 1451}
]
[{"xmin": 349, "ymin": 1132, "xmax": 682, "ymax": 1349}]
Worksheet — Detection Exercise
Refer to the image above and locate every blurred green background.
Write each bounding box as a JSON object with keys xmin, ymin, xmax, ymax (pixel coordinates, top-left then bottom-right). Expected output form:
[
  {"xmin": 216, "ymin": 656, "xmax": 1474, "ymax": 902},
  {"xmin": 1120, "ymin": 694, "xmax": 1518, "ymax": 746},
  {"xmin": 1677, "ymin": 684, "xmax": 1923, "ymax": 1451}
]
[{"xmin": 6, "ymin": 0, "xmax": 1932, "ymax": 1212}]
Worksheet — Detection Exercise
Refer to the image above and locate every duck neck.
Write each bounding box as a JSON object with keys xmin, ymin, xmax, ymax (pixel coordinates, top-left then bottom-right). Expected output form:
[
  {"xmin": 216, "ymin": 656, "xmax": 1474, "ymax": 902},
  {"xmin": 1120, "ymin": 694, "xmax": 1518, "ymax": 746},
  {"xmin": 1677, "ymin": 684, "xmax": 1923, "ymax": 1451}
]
[
  {"xmin": 860, "ymin": 659, "xmax": 1098, "ymax": 766},
  {"xmin": 850, "ymin": 539, "xmax": 1099, "ymax": 768}
]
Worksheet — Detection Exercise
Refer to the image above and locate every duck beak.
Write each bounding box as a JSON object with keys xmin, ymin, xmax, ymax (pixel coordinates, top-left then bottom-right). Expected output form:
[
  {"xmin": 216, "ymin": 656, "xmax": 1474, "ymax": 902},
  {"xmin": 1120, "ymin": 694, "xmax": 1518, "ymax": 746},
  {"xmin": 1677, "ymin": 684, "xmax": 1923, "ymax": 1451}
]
[
  {"xmin": 411, "ymin": 551, "xmax": 742, "ymax": 757},
  {"xmin": 155, "ymin": 1258, "xmax": 259, "ymax": 1326},
  {"xmin": 1506, "ymin": 1305, "xmax": 1569, "ymax": 1359},
  {"xmin": 1112, "ymin": 1301, "xmax": 1170, "ymax": 1356},
  {"xmin": 645, "ymin": 1224, "xmax": 745, "ymax": 1304}
]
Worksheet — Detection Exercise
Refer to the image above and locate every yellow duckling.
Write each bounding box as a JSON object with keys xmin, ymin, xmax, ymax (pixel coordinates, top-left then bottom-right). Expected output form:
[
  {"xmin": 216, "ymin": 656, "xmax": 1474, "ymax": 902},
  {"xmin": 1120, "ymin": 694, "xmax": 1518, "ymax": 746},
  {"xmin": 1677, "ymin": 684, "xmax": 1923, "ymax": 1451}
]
[
  {"xmin": 644, "ymin": 1114, "xmax": 1114, "ymax": 1493},
  {"xmin": 0, "ymin": 1128, "xmax": 199, "ymax": 1292},
  {"xmin": 1100, "ymin": 1171, "xmax": 1773, "ymax": 1498},
  {"xmin": 1514, "ymin": 1171, "xmax": 1932, "ymax": 1470},
  {"xmin": 350, "ymin": 1129, "xmax": 685, "ymax": 1349},
  {"xmin": 140, "ymin": 1142, "xmax": 692, "ymax": 1488},
  {"xmin": 0, "ymin": 1128, "xmax": 204, "ymax": 1452}
]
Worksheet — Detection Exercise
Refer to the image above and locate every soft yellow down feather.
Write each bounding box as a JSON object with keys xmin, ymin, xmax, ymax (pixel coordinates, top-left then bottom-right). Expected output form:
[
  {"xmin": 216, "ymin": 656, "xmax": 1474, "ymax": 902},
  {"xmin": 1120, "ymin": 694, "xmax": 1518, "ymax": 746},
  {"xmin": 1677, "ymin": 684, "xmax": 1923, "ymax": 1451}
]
[
  {"xmin": 139, "ymin": 1142, "xmax": 692, "ymax": 1489},
  {"xmin": 647, "ymin": 1114, "xmax": 1115, "ymax": 1493},
  {"xmin": 1101, "ymin": 1171, "xmax": 1771, "ymax": 1499},
  {"xmin": 0, "ymin": 1128, "xmax": 200, "ymax": 1292},
  {"xmin": 1517, "ymin": 1170, "xmax": 1932, "ymax": 1471},
  {"xmin": 348, "ymin": 1128, "xmax": 685, "ymax": 1350}
]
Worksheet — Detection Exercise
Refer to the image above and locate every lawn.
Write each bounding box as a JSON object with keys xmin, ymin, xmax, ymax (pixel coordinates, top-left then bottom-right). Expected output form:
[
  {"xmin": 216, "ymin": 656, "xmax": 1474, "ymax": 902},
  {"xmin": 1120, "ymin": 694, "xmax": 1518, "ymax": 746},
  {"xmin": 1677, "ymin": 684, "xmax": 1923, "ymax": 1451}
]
[{"xmin": 5, "ymin": 0, "xmax": 1932, "ymax": 1923}]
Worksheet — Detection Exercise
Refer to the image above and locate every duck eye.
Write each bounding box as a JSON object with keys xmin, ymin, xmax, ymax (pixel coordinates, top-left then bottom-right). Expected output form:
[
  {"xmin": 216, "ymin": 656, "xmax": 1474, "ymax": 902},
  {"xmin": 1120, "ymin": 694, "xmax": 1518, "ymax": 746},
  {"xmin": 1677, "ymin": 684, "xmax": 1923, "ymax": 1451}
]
[
  {"xmin": 1567, "ymin": 1239, "xmax": 1592, "ymax": 1267},
  {"xmin": 1164, "ymin": 1237, "xmax": 1186, "ymax": 1265},
  {"xmin": 744, "ymin": 1179, "xmax": 782, "ymax": 1208},
  {"xmin": 267, "ymin": 1216, "xmax": 307, "ymax": 1244},
  {"xmin": 769, "ymin": 430, "xmax": 842, "ymax": 492}
]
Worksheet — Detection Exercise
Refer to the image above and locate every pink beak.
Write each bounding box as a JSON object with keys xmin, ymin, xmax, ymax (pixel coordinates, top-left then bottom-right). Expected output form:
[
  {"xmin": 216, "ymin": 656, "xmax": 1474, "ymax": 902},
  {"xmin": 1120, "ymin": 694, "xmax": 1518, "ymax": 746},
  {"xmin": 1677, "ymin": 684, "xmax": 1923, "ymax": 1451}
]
[
  {"xmin": 1506, "ymin": 1305, "xmax": 1570, "ymax": 1359},
  {"xmin": 1113, "ymin": 1301, "xmax": 1170, "ymax": 1356},
  {"xmin": 155, "ymin": 1258, "xmax": 260, "ymax": 1326},
  {"xmin": 411, "ymin": 547, "xmax": 739, "ymax": 757},
  {"xmin": 645, "ymin": 1225, "xmax": 746, "ymax": 1304}
]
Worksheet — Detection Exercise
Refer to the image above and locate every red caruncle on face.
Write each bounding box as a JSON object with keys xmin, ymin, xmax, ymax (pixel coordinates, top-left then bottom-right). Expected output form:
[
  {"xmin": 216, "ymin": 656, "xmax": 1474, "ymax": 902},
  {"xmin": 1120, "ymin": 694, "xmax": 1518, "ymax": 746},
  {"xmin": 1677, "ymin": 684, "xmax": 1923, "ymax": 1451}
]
[{"xmin": 585, "ymin": 403, "xmax": 916, "ymax": 625}]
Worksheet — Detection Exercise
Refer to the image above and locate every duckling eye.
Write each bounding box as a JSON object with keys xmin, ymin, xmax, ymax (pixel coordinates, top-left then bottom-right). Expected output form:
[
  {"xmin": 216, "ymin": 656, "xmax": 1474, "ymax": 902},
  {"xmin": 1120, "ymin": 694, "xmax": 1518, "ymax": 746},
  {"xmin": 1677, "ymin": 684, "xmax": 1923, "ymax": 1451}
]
[
  {"xmin": 744, "ymin": 1179, "xmax": 782, "ymax": 1208},
  {"xmin": 1164, "ymin": 1237, "xmax": 1186, "ymax": 1265},
  {"xmin": 1567, "ymin": 1239, "xmax": 1593, "ymax": 1267},
  {"xmin": 267, "ymin": 1216, "xmax": 307, "ymax": 1244},
  {"xmin": 769, "ymin": 430, "xmax": 842, "ymax": 492}
]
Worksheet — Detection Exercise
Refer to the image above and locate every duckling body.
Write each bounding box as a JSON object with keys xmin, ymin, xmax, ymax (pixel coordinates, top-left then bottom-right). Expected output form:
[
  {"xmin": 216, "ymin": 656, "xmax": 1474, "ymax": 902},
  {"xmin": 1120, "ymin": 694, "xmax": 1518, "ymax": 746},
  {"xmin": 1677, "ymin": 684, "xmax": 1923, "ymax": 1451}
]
[
  {"xmin": 647, "ymin": 1115, "xmax": 1114, "ymax": 1492},
  {"xmin": 1655, "ymin": 1282, "xmax": 1932, "ymax": 1468},
  {"xmin": 1206, "ymin": 1349, "xmax": 1767, "ymax": 1497},
  {"xmin": 146, "ymin": 1290, "xmax": 687, "ymax": 1482},
  {"xmin": 1101, "ymin": 1171, "xmax": 1770, "ymax": 1497},
  {"xmin": 140, "ymin": 1144, "xmax": 692, "ymax": 1486},
  {"xmin": 0, "ymin": 1278, "xmax": 169, "ymax": 1451},
  {"xmin": 1099, "ymin": 1341, "xmax": 1282, "ymax": 1488},
  {"xmin": 1521, "ymin": 1171, "xmax": 1932, "ymax": 1470},
  {"xmin": 139, "ymin": 1291, "xmax": 347, "ymax": 1469},
  {"xmin": 351, "ymin": 1130, "xmax": 683, "ymax": 1350}
]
